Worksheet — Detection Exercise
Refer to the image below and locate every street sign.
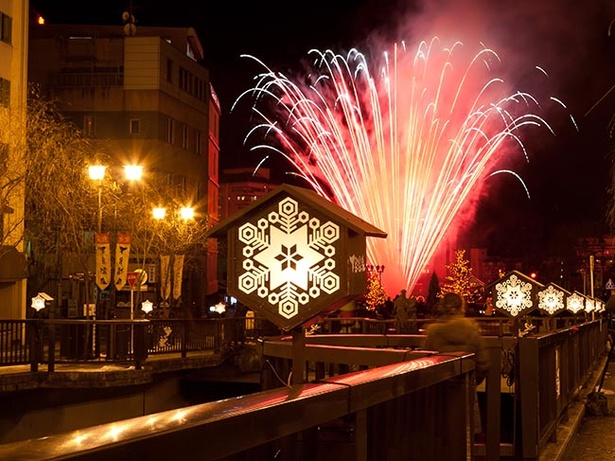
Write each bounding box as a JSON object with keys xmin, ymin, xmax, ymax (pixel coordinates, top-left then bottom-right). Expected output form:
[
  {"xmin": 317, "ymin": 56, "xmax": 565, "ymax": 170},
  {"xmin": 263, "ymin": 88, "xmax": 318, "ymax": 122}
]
[{"xmin": 127, "ymin": 271, "xmax": 138, "ymax": 289}]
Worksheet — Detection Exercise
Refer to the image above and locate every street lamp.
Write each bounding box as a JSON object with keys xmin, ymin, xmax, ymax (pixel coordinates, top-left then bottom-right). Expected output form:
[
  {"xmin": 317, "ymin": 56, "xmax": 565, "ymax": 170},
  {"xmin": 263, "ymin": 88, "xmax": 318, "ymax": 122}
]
[
  {"xmin": 366, "ymin": 264, "xmax": 385, "ymax": 282},
  {"xmin": 88, "ymin": 163, "xmax": 143, "ymax": 231},
  {"xmin": 141, "ymin": 299, "xmax": 153, "ymax": 315},
  {"xmin": 30, "ymin": 293, "xmax": 51, "ymax": 372},
  {"xmin": 31, "ymin": 292, "xmax": 51, "ymax": 314},
  {"xmin": 151, "ymin": 205, "xmax": 195, "ymax": 314},
  {"xmin": 152, "ymin": 207, "xmax": 166, "ymax": 220},
  {"xmin": 88, "ymin": 163, "xmax": 143, "ymax": 321},
  {"xmin": 180, "ymin": 207, "xmax": 194, "ymax": 220},
  {"xmin": 88, "ymin": 165, "xmax": 107, "ymax": 232},
  {"xmin": 124, "ymin": 164, "xmax": 143, "ymax": 182}
]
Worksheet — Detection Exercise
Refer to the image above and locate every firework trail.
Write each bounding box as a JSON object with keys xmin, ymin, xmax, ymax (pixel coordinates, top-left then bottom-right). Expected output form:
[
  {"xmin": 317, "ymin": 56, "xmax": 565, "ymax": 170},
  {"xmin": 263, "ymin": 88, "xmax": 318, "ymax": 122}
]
[{"xmin": 237, "ymin": 37, "xmax": 556, "ymax": 296}]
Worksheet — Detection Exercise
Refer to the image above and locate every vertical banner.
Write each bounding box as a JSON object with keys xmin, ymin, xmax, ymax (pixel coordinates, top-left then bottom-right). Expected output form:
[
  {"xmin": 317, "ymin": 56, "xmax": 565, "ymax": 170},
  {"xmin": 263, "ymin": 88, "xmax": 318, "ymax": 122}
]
[
  {"xmin": 94, "ymin": 232, "xmax": 111, "ymax": 290},
  {"xmin": 160, "ymin": 255, "xmax": 171, "ymax": 301},
  {"xmin": 173, "ymin": 254, "xmax": 185, "ymax": 300},
  {"xmin": 114, "ymin": 232, "xmax": 132, "ymax": 291}
]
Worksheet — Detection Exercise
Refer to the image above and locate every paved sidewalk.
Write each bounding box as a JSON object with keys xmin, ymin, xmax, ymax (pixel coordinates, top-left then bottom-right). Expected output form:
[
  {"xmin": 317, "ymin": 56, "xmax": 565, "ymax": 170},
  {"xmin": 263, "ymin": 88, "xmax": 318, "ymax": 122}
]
[{"xmin": 560, "ymin": 356, "xmax": 615, "ymax": 460}]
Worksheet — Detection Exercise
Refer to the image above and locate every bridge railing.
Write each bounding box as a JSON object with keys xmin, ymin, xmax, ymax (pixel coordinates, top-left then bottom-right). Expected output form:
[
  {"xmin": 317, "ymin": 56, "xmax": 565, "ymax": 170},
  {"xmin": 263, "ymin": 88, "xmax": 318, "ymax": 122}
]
[
  {"xmin": 0, "ymin": 315, "xmax": 608, "ymax": 460},
  {"xmin": 0, "ymin": 351, "xmax": 475, "ymax": 461},
  {"xmin": 260, "ymin": 317, "xmax": 608, "ymax": 461}
]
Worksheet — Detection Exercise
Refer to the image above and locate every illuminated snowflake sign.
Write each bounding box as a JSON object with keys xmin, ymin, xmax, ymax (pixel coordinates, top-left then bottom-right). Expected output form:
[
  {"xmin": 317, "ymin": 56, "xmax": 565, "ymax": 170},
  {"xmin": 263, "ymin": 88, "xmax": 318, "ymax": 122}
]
[
  {"xmin": 585, "ymin": 298, "xmax": 595, "ymax": 314},
  {"xmin": 566, "ymin": 291, "xmax": 585, "ymax": 315},
  {"xmin": 537, "ymin": 284, "xmax": 569, "ymax": 316},
  {"xmin": 238, "ymin": 197, "xmax": 340, "ymax": 320},
  {"xmin": 490, "ymin": 271, "xmax": 541, "ymax": 318},
  {"xmin": 206, "ymin": 184, "xmax": 386, "ymax": 330}
]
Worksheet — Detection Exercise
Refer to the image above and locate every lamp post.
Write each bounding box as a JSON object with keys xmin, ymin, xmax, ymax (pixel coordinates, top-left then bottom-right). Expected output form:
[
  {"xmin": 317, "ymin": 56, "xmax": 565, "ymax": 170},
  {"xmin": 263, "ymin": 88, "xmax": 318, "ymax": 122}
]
[
  {"xmin": 88, "ymin": 163, "xmax": 144, "ymax": 310},
  {"xmin": 88, "ymin": 165, "xmax": 106, "ymax": 233},
  {"xmin": 151, "ymin": 205, "xmax": 194, "ymax": 314},
  {"xmin": 366, "ymin": 264, "xmax": 385, "ymax": 283},
  {"xmin": 30, "ymin": 293, "xmax": 49, "ymax": 372}
]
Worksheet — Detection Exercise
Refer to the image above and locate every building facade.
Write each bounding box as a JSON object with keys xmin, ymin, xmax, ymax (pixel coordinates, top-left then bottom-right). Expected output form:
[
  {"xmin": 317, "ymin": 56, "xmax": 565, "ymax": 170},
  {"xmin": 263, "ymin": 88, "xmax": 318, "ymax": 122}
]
[
  {"xmin": 218, "ymin": 167, "xmax": 277, "ymax": 221},
  {"xmin": 0, "ymin": 0, "xmax": 28, "ymax": 319},
  {"xmin": 28, "ymin": 20, "xmax": 220, "ymax": 312}
]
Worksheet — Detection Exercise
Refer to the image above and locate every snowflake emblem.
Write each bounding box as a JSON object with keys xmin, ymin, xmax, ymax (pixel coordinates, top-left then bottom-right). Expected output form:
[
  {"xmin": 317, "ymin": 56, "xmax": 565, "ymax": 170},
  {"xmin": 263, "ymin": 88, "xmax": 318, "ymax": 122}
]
[
  {"xmin": 567, "ymin": 293, "xmax": 585, "ymax": 314},
  {"xmin": 495, "ymin": 274, "xmax": 533, "ymax": 317},
  {"xmin": 537, "ymin": 285, "xmax": 564, "ymax": 316},
  {"xmin": 566, "ymin": 292, "xmax": 585, "ymax": 314},
  {"xmin": 586, "ymin": 299, "xmax": 595, "ymax": 312},
  {"xmin": 237, "ymin": 197, "xmax": 340, "ymax": 319}
]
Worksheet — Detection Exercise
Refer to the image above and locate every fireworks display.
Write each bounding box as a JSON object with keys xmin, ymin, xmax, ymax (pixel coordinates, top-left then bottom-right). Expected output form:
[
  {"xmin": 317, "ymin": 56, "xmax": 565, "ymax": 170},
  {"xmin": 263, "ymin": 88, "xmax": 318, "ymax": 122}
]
[{"xmin": 238, "ymin": 38, "xmax": 558, "ymax": 296}]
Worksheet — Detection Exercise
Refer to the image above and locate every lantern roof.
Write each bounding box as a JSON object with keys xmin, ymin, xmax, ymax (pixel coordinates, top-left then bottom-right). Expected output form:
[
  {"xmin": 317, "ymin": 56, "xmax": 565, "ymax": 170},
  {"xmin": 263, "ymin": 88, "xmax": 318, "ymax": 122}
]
[{"xmin": 206, "ymin": 183, "xmax": 387, "ymax": 239}]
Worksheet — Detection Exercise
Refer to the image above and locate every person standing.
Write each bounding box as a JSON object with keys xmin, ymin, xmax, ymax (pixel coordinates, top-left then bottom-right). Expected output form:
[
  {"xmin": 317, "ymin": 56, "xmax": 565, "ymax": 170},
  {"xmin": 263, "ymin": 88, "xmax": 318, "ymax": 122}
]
[{"xmin": 423, "ymin": 292, "xmax": 490, "ymax": 434}]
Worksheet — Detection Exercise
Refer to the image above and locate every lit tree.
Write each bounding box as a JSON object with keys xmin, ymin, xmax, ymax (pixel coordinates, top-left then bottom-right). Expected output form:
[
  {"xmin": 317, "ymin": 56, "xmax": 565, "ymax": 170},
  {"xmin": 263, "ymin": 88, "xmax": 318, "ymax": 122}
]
[
  {"xmin": 22, "ymin": 88, "xmax": 99, "ymax": 301},
  {"xmin": 365, "ymin": 271, "xmax": 387, "ymax": 313},
  {"xmin": 7, "ymin": 88, "xmax": 210, "ymax": 312},
  {"xmin": 441, "ymin": 249, "xmax": 480, "ymax": 302}
]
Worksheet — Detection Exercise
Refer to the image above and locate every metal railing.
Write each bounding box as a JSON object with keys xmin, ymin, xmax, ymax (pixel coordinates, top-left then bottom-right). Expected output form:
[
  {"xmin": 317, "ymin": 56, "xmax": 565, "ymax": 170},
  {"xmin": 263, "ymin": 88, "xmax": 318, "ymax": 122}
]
[{"xmin": 0, "ymin": 316, "xmax": 281, "ymax": 371}]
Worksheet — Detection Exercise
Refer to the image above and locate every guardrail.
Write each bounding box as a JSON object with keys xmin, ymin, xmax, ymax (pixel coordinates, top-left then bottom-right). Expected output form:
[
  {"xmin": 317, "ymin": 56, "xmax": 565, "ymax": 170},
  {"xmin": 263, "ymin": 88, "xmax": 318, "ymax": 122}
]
[
  {"xmin": 0, "ymin": 351, "xmax": 475, "ymax": 461},
  {"xmin": 260, "ymin": 318, "xmax": 608, "ymax": 460},
  {"xmin": 0, "ymin": 317, "xmax": 282, "ymax": 371},
  {"xmin": 0, "ymin": 314, "xmax": 608, "ymax": 460}
]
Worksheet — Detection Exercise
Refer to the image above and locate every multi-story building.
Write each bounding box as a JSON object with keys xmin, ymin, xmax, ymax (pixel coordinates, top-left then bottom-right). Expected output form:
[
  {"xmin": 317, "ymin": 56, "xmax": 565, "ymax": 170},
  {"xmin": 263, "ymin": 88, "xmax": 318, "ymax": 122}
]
[
  {"xmin": 0, "ymin": 0, "xmax": 28, "ymax": 319},
  {"xmin": 215, "ymin": 167, "xmax": 278, "ymax": 292},
  {"xmin": 28, "ymin": 19, "xmax": 221, "ymax": 310},
  {"xmin": 218, "ymin": 167, "xmax": 277, "ymax": 221}
]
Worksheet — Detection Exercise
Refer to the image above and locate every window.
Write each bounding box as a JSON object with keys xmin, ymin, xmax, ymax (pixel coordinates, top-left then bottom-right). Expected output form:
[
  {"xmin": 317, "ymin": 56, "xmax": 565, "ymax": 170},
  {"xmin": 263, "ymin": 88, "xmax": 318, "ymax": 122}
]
[
  {"xmin": 0, "ymin": 13, "xmax": 11, "ymax": 45},
  {"xmin": 130, "ymin": 119, "xmax": 140, "ymax": 135},
  {"xmin": 0, "ymin": 78, "xmax": 9, "ymax": 107},
  {"xmin": 195, "ymin": 130, "xmax": 202, "ymax": 155},
  {"xmin": 179, "ymin": 68, "xmax": 186, "ymax": 90},
  {"xmin": 166, "ymin": 118, "xmax": 175, "ymax": 144},
  {"xmin": 84, "ymin": 115, "xmax": 95, "ymax": 136},
  {"xmin": 182, "ymin": 124, "xmax": 188, "ymax": 149},
  {"xmin": 166, "ymin": 58, "xmax": 173, "ymax": 83}
]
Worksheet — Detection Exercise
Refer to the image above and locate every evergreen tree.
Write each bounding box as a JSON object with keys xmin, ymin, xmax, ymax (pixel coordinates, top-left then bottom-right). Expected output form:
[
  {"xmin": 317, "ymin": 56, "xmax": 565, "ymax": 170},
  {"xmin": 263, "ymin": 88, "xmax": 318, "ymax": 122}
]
[
  {"xmin": 365, "ymin": 272, "xmax": 387, "ymax": 313},
  {"xmin": 441, "ymin": 249, "xmax": 479, "ymax": 302},
  {"xmin": 426, "ymin": 271, "xmax": 441, "ymax": 317}
]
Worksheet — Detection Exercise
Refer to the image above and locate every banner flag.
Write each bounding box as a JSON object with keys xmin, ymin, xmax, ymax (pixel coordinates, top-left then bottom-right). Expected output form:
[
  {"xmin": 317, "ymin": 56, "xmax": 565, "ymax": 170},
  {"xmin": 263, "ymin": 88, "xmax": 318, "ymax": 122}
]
[
  {"xmin": 94, "ymin": 232, "xmax": 111, "ymax": 290},
  {"xmin": 160, "ymin": 255, "xmax": 171, "ymax": 301},
  {"xmin": 173, "ymin": 254, "xmax": 185, "ymax": 300},
  {"xmin": 114, "ymin": 232, "xmax": 132, "ymax": 291}
]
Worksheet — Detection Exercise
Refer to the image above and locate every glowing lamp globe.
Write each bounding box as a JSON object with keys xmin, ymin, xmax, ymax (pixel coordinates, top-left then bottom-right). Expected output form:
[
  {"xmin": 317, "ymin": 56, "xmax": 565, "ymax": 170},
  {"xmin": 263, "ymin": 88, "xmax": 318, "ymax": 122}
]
[
  {"xmin": 88, "ymin": 165, "xmax": 106, "ymax": 181},
  {"xmin": 31, "ymin": 295, "xmax": 46, "ymax": 312},
  {"xmin": 212, "ymin": 302, "xmax": 226, "ymax": 315},
  {"xmin": 141, "ymin": 300, "xmax": 154, "ymax": 314}
]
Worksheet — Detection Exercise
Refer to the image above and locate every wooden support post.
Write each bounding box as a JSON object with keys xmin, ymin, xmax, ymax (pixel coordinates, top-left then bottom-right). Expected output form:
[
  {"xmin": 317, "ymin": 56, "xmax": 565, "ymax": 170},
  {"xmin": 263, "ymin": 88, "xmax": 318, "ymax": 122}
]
[{"xmin": 291, "ymin": 326, "xmax": 306, "ymax": 385}]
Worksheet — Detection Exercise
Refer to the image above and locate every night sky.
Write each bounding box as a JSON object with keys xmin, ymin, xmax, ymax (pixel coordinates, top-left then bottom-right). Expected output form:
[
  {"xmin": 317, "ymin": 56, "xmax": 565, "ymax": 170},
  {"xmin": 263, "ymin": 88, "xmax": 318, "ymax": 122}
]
[{"xmin": 30, "ymin": 0, "xmax": 615, "ymax": 260}]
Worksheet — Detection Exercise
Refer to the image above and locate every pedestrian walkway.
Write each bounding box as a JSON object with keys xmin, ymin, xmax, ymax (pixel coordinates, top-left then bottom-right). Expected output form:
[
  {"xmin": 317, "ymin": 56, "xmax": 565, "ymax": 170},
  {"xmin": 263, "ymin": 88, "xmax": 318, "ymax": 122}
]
[{"xmin": 560, "ymin": 355, "xmax": 615, "ymax": 460}]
